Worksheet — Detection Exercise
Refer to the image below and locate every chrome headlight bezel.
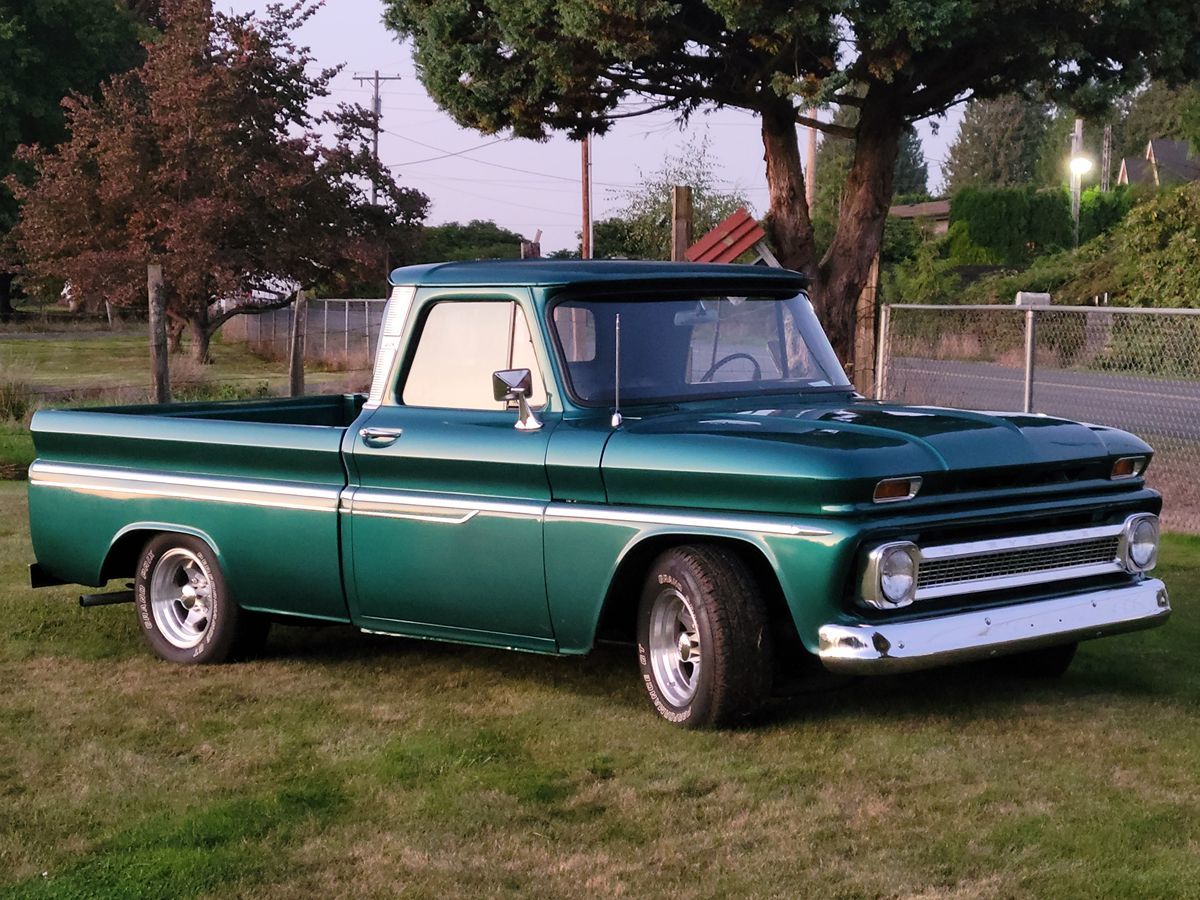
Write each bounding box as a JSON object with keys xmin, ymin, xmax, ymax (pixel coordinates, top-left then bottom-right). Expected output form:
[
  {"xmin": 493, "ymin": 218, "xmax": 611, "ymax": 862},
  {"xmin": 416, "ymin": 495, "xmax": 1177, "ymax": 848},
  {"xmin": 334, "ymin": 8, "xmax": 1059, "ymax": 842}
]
[
  {"xmin": 1118, "ymin": 513, "xmax": 1159, "ymax": 574},
  {"xmin": 861, "ymin": 541, "xmax": 920, "ymax": 609}
]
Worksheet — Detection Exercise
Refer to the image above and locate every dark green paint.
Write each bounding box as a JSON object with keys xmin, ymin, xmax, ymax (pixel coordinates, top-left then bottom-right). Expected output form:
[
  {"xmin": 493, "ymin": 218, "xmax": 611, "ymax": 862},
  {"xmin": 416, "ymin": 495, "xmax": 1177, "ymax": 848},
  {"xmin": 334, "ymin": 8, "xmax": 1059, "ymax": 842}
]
[{"xmin": 27, "ymin": 262, "xmax": 1161, "ymax": 659}]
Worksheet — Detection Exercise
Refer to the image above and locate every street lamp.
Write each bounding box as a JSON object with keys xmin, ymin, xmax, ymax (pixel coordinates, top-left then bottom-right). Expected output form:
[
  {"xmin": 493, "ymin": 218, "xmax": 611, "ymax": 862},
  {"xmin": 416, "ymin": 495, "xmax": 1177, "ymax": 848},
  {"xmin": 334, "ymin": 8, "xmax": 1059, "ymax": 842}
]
[{"xmin": 1070, "ymin": 155, "xmax": 1094, "ymax": 248}]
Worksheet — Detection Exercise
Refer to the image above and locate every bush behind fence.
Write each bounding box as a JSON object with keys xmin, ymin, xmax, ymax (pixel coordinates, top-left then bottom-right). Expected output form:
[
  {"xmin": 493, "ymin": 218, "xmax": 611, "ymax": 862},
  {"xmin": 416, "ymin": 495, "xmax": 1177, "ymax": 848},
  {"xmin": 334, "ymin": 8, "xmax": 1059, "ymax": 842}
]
[{"xmin": 879, "ymin": 304, "xmax": 1200, "ymax": 533}]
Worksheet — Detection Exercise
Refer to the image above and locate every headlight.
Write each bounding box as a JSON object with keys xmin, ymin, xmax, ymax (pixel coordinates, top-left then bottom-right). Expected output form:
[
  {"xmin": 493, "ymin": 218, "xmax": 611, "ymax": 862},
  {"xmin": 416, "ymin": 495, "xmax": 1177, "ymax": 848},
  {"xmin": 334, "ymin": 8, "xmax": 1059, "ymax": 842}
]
[
  {"xmin": 862, "ymin": 542, "xmax": 920, "ymax": 609},
  {"xmin": 1120, "ymin": 514, "xmax": 1159, "ymax": 573}
]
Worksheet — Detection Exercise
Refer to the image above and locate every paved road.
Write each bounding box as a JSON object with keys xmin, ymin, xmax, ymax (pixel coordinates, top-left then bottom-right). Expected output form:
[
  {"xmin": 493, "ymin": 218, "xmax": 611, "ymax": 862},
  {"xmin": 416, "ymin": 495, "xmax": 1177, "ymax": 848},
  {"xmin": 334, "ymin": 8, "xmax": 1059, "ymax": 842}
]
[{"xmin": 888, "ymin": 357, "xmax": 1200, "ymax": 441}]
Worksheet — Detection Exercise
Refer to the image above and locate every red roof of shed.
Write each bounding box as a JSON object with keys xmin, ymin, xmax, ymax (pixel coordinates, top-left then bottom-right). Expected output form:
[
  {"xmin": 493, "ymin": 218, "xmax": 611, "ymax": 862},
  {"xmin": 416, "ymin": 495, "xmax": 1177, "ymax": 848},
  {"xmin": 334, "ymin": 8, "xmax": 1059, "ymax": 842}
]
[{"xmin": 685, "ymin": 208, "xmax": 765, "ymax": 263}]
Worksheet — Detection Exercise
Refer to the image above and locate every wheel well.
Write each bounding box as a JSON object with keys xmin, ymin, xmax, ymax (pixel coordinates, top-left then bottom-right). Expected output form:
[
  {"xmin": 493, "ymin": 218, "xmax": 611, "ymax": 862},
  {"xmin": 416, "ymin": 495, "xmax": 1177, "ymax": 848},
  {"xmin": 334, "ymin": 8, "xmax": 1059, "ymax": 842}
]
[
  {"xmin": 594, "ymin": 535, "xmax": 800, "ymax": 653},
  {"xmin": 100, "ymin": 529, "xmax": 163, "ymax": 582}
]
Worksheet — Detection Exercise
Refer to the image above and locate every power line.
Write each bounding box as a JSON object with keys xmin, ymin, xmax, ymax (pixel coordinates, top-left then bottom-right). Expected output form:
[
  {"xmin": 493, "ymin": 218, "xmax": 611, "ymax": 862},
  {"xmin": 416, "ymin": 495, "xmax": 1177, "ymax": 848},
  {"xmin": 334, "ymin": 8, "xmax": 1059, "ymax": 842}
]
[{"xmin": 388, "ymin": 136, "xmax": 512, "ymax": 166}]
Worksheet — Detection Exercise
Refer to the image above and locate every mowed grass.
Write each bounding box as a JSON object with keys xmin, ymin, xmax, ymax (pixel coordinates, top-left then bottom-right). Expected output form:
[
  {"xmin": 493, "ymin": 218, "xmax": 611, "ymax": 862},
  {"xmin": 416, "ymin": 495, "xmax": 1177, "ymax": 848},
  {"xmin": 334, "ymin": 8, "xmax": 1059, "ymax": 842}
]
[
  {"xmin": 0, "ymin": 330, "xmax": 367, "ymax": 396},
  {"xmin": 1, "ymin": 481, "xmax": 1199, "ymax": 898}
]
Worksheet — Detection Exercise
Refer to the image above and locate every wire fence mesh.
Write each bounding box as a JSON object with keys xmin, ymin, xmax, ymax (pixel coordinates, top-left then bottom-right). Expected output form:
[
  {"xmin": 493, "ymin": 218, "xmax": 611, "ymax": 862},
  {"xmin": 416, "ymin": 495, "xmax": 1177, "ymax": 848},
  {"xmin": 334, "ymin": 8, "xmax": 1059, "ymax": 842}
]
[
  {"xmin": 878, "ymin": 303, "xmax": 1200, "ymax": 534},
  {"xmin": 220, "ymin": 298, "xmax": 386, "ymax": 372}
]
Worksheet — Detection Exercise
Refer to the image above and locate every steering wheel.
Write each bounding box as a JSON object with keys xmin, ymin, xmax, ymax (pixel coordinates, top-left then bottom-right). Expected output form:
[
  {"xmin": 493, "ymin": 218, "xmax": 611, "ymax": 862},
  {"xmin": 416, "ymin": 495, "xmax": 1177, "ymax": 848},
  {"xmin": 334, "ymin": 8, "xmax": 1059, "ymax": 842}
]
[{"xmin": 700, "ymin": 352, "xmax": 762, "ymax": 383}]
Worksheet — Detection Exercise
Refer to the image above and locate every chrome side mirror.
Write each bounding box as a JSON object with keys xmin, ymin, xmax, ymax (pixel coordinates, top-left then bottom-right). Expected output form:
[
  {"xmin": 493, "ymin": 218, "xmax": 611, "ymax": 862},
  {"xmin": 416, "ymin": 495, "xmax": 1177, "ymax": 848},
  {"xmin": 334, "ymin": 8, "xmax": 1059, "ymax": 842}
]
[{"xmin": 492, "ymin": 368, "xmax": 542, "ymax": 431}]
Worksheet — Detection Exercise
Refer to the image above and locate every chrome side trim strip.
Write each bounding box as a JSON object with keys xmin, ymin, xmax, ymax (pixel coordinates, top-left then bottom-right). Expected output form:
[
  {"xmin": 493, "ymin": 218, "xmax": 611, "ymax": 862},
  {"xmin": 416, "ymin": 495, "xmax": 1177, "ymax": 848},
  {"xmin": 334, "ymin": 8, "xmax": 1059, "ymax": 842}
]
[
  {"xmin": 28, "ymin": 462, "xmax": 339, "ymax": 513},
  {"xmin": 919, "ymin": 522, "xmax": 1125, "ymax": 561},
  {"xmin": 544, "ymin": 502, "xmax": 831, "ymax": 537},
  {"xmin": 354, "ymin": 507, "xmax": 478, "ymax": 525},
  {"xmin": 820, "ymin": 578, "xmax": 1170, "ymax": 675},
  {"xmin": 342, "ymin": 488, "xmax": 545, "ymax": 523}
]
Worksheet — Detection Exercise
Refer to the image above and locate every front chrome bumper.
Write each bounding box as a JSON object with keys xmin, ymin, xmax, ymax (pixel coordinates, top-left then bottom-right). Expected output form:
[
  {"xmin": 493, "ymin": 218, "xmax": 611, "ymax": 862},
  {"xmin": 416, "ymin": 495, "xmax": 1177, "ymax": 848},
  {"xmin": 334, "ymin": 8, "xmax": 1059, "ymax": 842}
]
[{"xmin": 818, "ymin": 579, "xmax": 1170, "ymax": 675}]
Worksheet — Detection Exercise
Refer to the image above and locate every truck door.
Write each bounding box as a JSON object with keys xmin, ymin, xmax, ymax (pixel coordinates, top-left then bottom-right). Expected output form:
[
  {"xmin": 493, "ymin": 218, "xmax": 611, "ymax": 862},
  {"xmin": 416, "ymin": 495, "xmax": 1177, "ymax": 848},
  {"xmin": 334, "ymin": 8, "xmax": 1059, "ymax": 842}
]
[{"xmin": 345, "ymin": 292, "xmax": 558, "ymax": 651}]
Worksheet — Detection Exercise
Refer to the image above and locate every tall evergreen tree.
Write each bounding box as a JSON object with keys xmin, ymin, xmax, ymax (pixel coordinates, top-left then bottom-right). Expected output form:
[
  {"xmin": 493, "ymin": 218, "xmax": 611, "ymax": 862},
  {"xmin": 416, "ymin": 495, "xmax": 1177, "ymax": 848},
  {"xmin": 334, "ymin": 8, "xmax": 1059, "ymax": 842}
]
[
  {"xmin": 944, "ymin": 95, "xmax": 1049, "ymax": 193},
  {"xmin": 893, "ymin": 130, "xmax": 930, "ymax": 198},
  {"xmin": 1119, "ymin": 81, "xmax": 1200, "ymax": 158}
]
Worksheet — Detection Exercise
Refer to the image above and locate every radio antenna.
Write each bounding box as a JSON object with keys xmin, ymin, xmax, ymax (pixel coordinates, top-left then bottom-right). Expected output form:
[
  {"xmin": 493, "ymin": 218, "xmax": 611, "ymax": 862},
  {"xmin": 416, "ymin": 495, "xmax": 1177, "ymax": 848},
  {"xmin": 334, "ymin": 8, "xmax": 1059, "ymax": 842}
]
[{"xmin": 611, "ymin": 312, "xmax": 623, "ymax": 428}]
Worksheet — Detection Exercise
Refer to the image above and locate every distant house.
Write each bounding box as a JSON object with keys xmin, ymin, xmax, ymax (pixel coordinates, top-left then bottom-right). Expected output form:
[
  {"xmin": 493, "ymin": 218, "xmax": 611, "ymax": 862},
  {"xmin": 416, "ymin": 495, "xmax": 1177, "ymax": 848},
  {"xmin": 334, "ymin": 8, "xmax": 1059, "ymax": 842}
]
[
  {"xmin": 888, "ymin": 199, "xmax": 951, "ymax": 235},
  {"xmin": 1117, "ymin": 138, "xmax": 1200, "ymax": 187}
]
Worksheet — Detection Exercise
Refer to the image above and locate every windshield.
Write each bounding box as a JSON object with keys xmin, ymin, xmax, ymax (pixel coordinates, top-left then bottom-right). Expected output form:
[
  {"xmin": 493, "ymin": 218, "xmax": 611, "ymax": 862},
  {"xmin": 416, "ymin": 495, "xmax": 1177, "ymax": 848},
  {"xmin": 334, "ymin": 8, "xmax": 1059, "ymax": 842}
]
[{"xmin": 550, "ymin": 292, "xmax": 851, "ymax": 406}]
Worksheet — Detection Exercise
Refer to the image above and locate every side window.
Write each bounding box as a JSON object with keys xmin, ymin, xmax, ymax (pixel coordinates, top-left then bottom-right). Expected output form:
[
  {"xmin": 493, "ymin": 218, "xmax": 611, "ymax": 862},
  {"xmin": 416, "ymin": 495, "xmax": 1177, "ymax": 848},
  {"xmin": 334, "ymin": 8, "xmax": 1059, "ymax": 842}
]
[{"xmin": 401, "ymin": 300, "xmax": 546, "ymax": 410}]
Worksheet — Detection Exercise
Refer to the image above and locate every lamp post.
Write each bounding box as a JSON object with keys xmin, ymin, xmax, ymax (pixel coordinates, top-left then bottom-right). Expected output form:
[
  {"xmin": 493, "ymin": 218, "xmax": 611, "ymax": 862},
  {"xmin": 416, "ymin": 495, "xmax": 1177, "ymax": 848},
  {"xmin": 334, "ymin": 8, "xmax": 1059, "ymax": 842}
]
[{"xmin": 1070, "ymin": 155, "xmax": 1093, "ymax": 248}]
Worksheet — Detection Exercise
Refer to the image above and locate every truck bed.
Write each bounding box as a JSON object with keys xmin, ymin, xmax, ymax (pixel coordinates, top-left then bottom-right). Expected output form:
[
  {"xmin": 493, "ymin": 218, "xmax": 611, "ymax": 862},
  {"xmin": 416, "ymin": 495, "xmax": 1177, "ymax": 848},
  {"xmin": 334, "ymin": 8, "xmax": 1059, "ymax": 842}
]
[{"xmin": 27, "ymin": 394, "xmax": 363, "ymax": 620}]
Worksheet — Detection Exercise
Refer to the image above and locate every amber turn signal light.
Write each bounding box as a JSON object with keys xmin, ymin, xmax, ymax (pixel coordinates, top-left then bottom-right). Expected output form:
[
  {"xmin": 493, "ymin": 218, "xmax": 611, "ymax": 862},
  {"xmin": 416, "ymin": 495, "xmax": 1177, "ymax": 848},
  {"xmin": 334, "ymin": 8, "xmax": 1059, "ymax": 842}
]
[
  {"xmin": 1111, "ymin": 456, "xmax": 1147, "ymax": 479},
  {"xmin": 873, "ymin": 476, "xmax": 922, "ymax": 503}
]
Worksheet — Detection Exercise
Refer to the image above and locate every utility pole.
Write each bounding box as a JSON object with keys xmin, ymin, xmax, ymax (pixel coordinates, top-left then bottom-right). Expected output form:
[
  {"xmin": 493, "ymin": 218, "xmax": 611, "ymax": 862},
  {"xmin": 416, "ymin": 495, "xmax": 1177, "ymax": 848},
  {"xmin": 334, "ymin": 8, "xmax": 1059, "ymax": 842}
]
[
  {"xmin": 581, "ymin": 135, "xmax": 593, "ymax": 259},
  {"xmin": 1070, "ymin": 117, "xmax": 1084, "ymax": 247},
  {"xmin": 1101, "ymin": 123, "xmax": 1112, "ymax": 193},
  {"xmin": 353, "ymin": 70, "xmax": 403, "ymax": 205}
]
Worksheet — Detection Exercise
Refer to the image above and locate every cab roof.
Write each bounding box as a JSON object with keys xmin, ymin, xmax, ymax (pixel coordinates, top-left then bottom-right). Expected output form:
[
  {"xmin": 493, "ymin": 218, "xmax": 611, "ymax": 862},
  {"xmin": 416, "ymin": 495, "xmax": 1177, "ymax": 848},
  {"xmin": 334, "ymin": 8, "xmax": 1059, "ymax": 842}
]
[{"xmin": 388, "ymin": 259, "xmax": 809, "ymax": 291}]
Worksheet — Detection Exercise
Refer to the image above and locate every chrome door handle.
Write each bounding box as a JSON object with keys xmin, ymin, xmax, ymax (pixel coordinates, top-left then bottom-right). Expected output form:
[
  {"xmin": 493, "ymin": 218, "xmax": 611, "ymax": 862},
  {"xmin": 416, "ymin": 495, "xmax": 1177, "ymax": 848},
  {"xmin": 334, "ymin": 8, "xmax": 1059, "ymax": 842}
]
[{"xmin": 359, "ymin": 427, "xmax": 402, "ymax": 446}]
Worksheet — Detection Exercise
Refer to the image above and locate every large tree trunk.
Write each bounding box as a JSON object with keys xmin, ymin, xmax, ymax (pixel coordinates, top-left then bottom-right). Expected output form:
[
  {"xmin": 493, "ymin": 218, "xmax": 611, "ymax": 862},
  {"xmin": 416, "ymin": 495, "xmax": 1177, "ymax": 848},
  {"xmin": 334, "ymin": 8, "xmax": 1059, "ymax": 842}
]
[
  {"xmin": 760, "ymin": 101, "xmax": 818, "ymax": 279},
  {"xmin": 166, "ymin": 315, "xmax": 185, "ymax": 353},
  {"xmin": 815, "ymin": 89, "xmax": 904, "ymax": 363},
  {"xmin": 188, "ymin": 308, "xmax": 212, "ymax": 363},
  {"xmin": 0, "ymin": 272, "xmax": 15, "ymax": 323}
]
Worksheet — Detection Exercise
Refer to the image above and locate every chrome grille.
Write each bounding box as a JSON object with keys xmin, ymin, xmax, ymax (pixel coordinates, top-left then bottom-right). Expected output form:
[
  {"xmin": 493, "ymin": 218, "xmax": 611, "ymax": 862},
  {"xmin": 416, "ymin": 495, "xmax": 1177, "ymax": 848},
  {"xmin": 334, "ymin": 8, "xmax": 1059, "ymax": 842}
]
[
  {"xmin": 918, "ymin": 536, "xmax": 1120, "ymax": 590},
  {"xmin": 910, "ymin": 524, "xmax": 1129, "ymax": 601}
]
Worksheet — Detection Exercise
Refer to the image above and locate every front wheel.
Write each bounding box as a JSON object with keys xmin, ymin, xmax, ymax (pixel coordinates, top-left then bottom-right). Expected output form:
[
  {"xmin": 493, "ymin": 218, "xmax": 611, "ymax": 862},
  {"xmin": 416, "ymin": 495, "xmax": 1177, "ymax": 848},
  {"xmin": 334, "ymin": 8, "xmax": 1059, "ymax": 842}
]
[
  {"xmin": 135, "ymin": 533, "xmax": 268, "ymax": 664},
  {"xmin": 636, "ymin": 545, "xmax": 773, "ymax": 728}
]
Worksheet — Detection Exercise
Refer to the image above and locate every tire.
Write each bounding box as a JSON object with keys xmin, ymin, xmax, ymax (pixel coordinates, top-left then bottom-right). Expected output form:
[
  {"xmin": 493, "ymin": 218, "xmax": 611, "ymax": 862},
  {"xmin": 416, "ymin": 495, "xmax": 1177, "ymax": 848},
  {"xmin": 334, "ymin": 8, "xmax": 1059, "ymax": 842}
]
[
  {"xmin": 134, "ymin": 533, "xmax": 269, "ymax": 664},
  {"xmin": 636, "ymin": 545, "xmax": 773, "ymax": 728},
  {"xmin": 993, "ymin": 641, "xmax": 1078, "ymax": 678}
]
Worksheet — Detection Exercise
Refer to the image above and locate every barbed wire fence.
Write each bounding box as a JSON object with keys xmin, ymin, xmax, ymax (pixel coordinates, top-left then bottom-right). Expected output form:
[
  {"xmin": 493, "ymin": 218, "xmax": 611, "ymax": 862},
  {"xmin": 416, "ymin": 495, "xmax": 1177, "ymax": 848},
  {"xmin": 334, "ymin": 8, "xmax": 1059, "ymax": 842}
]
[{"xmin": 877, "ymin": 303, "xmax": 1200, "ymax": 533}]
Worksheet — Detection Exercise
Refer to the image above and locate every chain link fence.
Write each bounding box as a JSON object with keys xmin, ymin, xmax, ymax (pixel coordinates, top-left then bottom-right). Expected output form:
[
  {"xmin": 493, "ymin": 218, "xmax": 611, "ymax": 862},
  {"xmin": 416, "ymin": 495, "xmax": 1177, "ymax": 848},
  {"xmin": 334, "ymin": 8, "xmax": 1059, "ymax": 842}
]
[
  {"xmin": 878, "ymin": 303, "xmax": 1200, "ymax": 533},
  {"xmin": 220, "ymin": 298, "xmax": 385, "ymax": 371}
]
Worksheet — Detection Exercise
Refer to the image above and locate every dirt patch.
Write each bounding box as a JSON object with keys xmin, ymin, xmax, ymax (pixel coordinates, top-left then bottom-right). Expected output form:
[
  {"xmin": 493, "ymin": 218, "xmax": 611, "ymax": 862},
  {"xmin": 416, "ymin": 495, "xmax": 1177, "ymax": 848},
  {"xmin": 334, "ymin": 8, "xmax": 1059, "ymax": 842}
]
[{"xmin": 0, "ymin": 463, "xmax": 27, "ymax": 480}]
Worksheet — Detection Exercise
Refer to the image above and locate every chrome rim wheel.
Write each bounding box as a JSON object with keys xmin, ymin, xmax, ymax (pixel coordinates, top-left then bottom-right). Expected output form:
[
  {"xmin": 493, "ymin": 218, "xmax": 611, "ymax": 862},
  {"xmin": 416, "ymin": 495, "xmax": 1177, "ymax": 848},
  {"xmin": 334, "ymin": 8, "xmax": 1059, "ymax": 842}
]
[
  {"xmin": 648, "ymin": 588, "xmax": 701, "ymax": 707},
  {"xmin": 149, "ymin": 548, "xmax": 213, "ymax": 650}
]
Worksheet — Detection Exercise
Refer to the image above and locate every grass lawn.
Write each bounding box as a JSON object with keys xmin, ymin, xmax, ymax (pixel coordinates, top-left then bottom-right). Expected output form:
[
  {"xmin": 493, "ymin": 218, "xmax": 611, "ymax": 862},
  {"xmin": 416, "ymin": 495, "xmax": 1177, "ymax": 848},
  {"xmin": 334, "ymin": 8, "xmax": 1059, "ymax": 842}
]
[
  {"xmin": 1, "ymin": 480, "xmax": 1198, "ymax": 897},
  {"xmin": 0, "ymin": 330, "xmax": 368, "ymax": 397}
]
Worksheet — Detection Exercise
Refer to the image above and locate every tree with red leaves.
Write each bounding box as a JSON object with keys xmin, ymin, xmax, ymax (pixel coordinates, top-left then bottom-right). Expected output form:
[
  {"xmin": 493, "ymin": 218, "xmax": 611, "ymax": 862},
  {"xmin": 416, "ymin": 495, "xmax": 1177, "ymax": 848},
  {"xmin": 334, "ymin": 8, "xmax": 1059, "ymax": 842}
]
[{"xmin": 12, "ymin": 0, "xmax": 427, "ymax": 361}]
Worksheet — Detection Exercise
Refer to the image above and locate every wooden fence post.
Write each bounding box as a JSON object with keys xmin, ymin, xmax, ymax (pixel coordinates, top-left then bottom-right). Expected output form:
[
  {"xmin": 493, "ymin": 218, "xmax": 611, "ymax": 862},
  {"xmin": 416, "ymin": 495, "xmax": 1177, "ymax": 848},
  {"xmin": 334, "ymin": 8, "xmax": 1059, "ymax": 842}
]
[
  {"xmin": 288, "ymin": 290, "xmax": 307, "ymax": 397},
  {"xmin": 147, "ymin": 263, "xmax": 170, "ymax": 403},
  {"xmin": 671, "ymin": 185, "xmax": 693, "ymax": 261}
]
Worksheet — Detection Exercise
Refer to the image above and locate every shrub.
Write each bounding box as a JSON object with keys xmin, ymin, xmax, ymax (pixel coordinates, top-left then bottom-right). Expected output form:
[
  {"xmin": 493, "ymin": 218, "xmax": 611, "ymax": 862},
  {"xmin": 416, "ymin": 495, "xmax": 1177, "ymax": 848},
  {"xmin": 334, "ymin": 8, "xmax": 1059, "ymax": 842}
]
[{"xmin": 0, "ymin": 380, "xmax": 31, "ymax": 422}]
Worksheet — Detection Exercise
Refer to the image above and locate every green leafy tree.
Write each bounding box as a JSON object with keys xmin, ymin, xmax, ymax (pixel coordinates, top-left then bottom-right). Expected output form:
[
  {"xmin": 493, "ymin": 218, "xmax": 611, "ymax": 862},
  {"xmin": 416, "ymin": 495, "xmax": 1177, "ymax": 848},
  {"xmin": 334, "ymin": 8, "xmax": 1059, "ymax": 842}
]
[
  {"xmin": 592, "ymin": 138, "xmax": 749, "ymax": 260},
  {"xmin": 13, "ymin": 0, "xmax": 427, "ymax": 360},
  {"xmin": 417, "ymin": 220, "xmax": 527, "ymax": 261},
  {"xmin": 0, "ymin": 0, "xmax": 156, "ymax": 320},
  {"xmin": 384, "ymin": 0, "xmax": 1200, "ymax": 361},
  {"xmin": 944, "ymin": 96, "xmax": 1049, "ymax": 193}
]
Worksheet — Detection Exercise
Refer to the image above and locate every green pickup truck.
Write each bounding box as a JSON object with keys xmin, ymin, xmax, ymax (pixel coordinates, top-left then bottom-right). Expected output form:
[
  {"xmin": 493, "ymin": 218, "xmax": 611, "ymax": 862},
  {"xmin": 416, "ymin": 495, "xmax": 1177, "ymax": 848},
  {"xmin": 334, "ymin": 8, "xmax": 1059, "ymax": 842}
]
[{"xmin": 27, "ymin": 261, "xmax": 1169, "ymax": 727}]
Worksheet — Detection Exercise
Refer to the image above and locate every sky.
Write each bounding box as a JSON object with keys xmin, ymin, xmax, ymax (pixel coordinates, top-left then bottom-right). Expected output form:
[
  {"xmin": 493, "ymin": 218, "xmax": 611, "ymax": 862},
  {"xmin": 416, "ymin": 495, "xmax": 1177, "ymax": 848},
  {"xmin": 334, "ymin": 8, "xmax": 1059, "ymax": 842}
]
[{"xmin": 228, "ymin": 0, "xmax": 963, "ymax": 254}]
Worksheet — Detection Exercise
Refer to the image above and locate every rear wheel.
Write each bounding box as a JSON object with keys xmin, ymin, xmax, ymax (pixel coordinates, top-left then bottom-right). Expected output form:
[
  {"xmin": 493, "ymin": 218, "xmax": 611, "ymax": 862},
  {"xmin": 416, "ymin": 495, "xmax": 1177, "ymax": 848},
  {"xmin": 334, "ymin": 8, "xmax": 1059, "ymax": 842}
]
[
  {"xmin": 636, "ymin": 545, "xmax": 773, "ymax": 728},
  {"xmin": 135, "ymin": 534, "xmax": 268, "ymax": 664}
]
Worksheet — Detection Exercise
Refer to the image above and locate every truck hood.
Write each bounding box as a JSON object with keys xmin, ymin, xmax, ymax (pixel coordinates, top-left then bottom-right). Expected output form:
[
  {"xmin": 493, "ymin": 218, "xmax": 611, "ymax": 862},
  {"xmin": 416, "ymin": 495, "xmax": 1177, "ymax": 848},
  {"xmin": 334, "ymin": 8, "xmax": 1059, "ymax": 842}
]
[{"xmin": 599, "ymin": 401, "xmax": 1152, "ymax": 515}]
